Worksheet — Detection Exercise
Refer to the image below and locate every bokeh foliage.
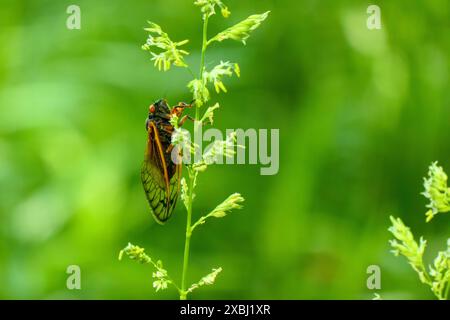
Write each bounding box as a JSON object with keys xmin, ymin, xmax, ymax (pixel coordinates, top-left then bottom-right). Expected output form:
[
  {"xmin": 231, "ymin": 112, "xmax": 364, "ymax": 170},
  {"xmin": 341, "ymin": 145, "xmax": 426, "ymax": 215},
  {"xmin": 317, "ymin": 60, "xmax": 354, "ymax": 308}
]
[{"xmin": 0, "ymin": 0, "xmax": 449, "ymax": 299}]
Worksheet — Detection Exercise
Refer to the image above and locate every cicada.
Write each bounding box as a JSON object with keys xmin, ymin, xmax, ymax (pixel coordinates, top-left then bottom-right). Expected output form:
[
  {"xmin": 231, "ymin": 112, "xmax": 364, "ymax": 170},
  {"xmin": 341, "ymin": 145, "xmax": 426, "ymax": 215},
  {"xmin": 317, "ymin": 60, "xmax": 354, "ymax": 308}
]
[{"xmin": 141, "ymin": 99, "xmax": 192, "ymax": 224}]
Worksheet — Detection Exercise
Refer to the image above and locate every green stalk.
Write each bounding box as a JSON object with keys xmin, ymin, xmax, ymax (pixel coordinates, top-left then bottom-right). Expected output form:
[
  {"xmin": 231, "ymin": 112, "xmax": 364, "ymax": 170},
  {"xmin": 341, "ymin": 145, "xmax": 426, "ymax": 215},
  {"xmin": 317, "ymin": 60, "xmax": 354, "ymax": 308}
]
[
  {"xmin": 444, "ymin": 280, "xmax": 450, "ymax": 300},
  {"xmin": 180, "ymin": 15, "xmax": 209, "ymax": 300},
  {"xmin": 180, "ymin": 169, "xmax": 195, "ymax": 300},
  {"xmin": 196, "ymin": 14, "xmax": 209, "ymax": 119}
]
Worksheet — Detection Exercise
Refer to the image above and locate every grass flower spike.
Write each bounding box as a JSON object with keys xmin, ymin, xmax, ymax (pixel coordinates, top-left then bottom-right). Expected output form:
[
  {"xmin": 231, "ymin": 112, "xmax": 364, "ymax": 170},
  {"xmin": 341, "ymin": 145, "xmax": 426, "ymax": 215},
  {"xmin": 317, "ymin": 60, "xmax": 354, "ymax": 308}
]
[
  {"xmin": 388, "ymin": 216, "xmax": 429, "ymax": 284},
  {"xmin": 191, "ymin": 193, "xmax": 244, "ymax": 232},
  {"xmin": 208, "ymin": 11, "xmax": 270, "ymax": 45},
  {"xmin": 201, "ymin": 132, "xmax": 239, "ymax": 165},
  {"xmin": 429, "ymin": 240, "xmax": 450, "ymax": 299},
  {"xmin": 422, "ymin": 161, "xmax": 450, "ymax": 222},
  {"xmin": 119, "ymin": 243, "xmax": 179, "ymax": 293},
  {"xmin": 188, "ymin": 268, "xmax": 223, "ymax": 293},
  {"xmin": 142, "ymin": 22, "xmax": 189, "ymax": 71},
  {"xmin": 200, "ymin": 103, "xmax": 220, "ymax": 124},
  {"xmin": 188, "ymin": 79, "xmax": 210, "ymax": 107},
  {"xmin": 208, "ymin": 192, "xmax": 244, "ymax": 218},
  {"xmin": 194, "ymin": 0, "xmax": 230, "ymax": 19},
  {"xmin": 118, "ymin": 242, "xmax": 151, "ymax": 264},
  {"xmin": 204, "ymin": 61, "xmax": 240, "ymax": 93}
]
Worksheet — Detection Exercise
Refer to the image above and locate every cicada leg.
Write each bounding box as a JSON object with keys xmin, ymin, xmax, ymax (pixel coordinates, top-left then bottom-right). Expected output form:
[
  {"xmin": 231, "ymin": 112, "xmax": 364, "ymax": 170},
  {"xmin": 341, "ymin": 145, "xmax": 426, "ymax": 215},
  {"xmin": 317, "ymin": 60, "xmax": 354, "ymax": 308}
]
[
  {"xmin": 166, "ymin": 144, "xmax": 174, "ymax": 154},
  {"xmin": 178, "ymin": 114, "xmax": 196, "ymax": 127}
]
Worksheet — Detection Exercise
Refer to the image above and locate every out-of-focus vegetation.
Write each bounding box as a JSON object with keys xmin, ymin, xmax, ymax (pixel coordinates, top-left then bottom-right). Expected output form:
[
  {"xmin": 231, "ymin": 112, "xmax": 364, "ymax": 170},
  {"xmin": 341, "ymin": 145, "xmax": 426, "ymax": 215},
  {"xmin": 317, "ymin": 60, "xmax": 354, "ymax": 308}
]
[{"xmin": 0, "ymin": 0, "xmax": 449, "ymax": 299}]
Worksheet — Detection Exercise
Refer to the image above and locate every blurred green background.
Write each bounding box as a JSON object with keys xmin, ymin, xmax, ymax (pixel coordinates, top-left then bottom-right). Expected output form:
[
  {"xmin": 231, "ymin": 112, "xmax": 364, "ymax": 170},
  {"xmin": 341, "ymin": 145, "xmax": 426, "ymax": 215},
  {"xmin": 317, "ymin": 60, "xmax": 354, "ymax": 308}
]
[{"xmin": 0, "ymin": 0, "xmax": 449, "ymax": 299}]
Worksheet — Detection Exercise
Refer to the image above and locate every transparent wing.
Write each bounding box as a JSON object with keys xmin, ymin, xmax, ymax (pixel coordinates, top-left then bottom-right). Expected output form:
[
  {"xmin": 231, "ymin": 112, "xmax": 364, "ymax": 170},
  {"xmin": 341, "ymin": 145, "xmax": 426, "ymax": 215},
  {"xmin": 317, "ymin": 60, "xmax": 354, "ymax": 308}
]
[{"xmin": 141, "ymin": 122, "xmax": 181, "ymax": 223}]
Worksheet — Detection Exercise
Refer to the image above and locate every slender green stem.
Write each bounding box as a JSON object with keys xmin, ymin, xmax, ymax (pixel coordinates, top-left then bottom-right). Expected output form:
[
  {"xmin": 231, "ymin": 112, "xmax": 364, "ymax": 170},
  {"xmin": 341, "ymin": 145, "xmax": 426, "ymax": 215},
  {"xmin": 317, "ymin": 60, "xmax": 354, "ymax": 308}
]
[
  {"xmin": 180, "ymin": 14, "xmax": 209, "ymax": 301},
  {"xmin": 444, "ymin": 279, "xmax": 450, "ymax": 300},
  {"xmin": 196, "ymin": 15, "xmax": 209, "ymax": 120},
  {"xmin": 199, "ymin": 16, "xmax": 209, "ymax": 77},
  {"xmin": 420, "ymin": 264, "xmax": 432, "ymax": 285},
  {"xmin": 180, "ymin": 170, "xmax": 194, "ymax": 299},
  {"xmin": 179, "ymin": 14, "xmax": 210, "ymax": 300}
]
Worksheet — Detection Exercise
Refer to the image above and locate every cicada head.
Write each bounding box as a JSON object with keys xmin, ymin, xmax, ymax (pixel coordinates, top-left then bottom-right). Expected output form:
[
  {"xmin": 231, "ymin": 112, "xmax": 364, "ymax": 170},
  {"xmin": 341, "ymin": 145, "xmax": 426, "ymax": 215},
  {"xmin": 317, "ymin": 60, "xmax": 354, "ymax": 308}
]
[
  {"xmin": 146, "ymin": 99, "xmax": 171, "ymax": 131},
  {"xmin": 149, "ymin": 99, "xmax": 170, "ymax": 117}
]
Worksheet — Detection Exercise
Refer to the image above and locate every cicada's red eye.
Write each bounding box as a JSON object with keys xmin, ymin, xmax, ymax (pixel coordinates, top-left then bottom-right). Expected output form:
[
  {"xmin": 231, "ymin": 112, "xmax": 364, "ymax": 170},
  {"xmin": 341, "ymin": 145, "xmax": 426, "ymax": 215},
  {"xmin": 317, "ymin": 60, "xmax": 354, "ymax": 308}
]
[{"xmin": 149, "ymin": 105, "xmax": 156, "ymax": 113}]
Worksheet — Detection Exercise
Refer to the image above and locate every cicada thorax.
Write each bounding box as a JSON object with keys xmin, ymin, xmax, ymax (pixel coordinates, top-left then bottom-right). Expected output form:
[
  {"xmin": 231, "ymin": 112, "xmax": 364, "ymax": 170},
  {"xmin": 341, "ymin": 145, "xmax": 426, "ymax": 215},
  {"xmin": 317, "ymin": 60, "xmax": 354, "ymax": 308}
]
[{"xmin": 141, "ymin": 99, "xmax": 184, "ymax": 224}]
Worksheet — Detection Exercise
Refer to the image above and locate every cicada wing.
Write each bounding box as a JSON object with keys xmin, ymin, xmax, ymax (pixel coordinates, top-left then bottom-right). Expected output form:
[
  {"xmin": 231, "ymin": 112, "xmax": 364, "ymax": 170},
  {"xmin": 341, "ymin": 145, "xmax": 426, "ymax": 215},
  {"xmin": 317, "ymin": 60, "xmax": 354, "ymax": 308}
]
[
  {"xmin": 141, "ymin": 121, "xmax": 181, "ymax": 224},
  {"xmin": 167, "ymin": 162, "xmax": 181, "ymax": 218}
]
